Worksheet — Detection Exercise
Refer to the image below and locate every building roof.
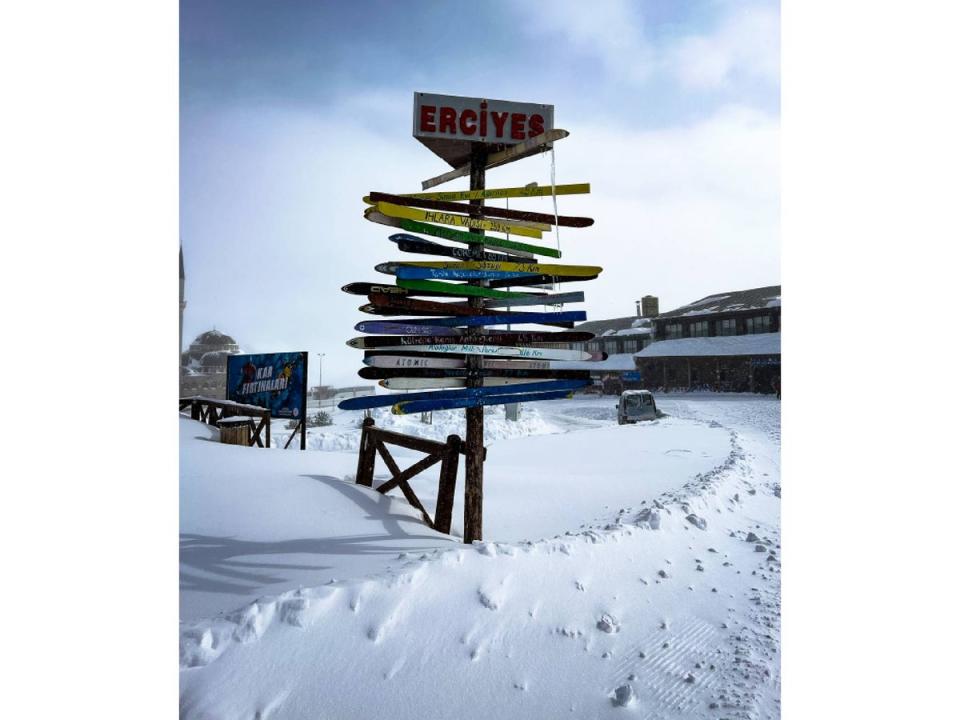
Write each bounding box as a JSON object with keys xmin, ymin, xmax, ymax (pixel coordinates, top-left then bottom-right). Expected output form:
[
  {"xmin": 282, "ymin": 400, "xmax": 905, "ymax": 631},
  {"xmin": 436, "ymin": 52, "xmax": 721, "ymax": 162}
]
[
  {"xmin": 192, "ymin": 329, "xmax": 238, "ymax": 347},
  {"xmin": 635, "ymin": 332, "xmax": 781, "ymax": 358},
  {"xmin": 575, "ymin": 316, "xmax": 653, "ymax": 337},
  {"xmin": 552, "ymin": 353, "xmax": 638, "ymax": 371},
  {"xmin": 656, "ymin": 285, "xmax": 781, "ymax": 320}
]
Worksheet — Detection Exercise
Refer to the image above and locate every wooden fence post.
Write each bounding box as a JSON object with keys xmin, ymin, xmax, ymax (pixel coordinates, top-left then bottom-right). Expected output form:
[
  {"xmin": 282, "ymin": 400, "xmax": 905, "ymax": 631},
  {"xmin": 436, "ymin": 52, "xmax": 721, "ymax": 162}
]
[
  {"xmin": 433, "ymin": 434, "xmax": 460, "ymax": 535},
  {"xmin": 355, "ymin": 416, "xmax": 376, "ymax": 487}
]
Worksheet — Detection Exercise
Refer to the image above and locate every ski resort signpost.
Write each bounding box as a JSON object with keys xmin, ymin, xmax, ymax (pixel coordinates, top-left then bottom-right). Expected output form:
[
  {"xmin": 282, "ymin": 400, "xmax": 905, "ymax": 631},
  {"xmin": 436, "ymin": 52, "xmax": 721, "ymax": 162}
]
[{"xmin": 341, "ymin": 92, "xmax": 603, "ymax": 542}]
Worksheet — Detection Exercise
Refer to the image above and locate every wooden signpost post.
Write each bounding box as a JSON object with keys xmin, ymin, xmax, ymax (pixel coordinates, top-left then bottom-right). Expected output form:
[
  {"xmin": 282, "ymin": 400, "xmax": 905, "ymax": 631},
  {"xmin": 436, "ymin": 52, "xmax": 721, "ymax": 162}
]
[{"xmin": 340, "ymin": 92, "xmax": 601, "ymax": 543}]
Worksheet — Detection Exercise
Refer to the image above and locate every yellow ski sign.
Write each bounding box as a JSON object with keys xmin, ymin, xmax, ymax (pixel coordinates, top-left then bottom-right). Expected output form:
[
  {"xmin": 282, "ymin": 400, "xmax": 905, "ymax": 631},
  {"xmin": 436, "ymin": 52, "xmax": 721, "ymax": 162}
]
[
  {"xmin": 401, "ymin": 183, "xmax": 591, "ymax": 202},
  {"xmin": 374, "ymin": 201, "xmax": 545, "ymax": 239}
]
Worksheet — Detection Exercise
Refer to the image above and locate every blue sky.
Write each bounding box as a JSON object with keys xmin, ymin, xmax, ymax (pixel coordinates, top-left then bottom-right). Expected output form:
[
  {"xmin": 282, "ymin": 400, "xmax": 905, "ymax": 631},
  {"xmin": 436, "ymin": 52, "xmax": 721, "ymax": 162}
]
[{"xmin": 181, "ymin": 0, "xmax": 780, "ymax": 388}]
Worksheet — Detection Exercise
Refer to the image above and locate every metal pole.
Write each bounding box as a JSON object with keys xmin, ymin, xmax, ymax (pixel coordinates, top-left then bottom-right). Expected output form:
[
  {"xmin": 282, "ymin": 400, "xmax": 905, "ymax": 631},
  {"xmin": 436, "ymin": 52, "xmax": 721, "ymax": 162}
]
[
  {"xmin": 463, "ymin": 142, "xmax": 487, "ymax": 544},
  {"xmin": 316, "ymin": 352, "xmax": 326, "ymax": 406}
]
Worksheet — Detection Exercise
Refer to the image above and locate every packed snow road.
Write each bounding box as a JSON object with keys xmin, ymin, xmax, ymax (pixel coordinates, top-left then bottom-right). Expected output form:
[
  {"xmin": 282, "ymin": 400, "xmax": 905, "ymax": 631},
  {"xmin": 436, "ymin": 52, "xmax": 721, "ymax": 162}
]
[{"xmin": 181, "ymin": 393, "xmax": 780, "ymax": 719}]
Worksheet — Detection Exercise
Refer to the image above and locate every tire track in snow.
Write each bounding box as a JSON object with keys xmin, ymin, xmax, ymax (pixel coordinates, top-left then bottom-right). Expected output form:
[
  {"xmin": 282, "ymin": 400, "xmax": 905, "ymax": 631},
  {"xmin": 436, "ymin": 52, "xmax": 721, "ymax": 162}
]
[{"xmin": 609, "ymin": 616, "xmax": 722, "ymax": 716}]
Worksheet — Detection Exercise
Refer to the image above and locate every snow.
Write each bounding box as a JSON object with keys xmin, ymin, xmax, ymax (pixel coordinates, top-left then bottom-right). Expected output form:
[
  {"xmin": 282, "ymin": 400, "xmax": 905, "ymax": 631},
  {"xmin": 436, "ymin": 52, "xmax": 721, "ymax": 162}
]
[
  {"xmin": 553, "ymin": 352, "xmax": 638, "ymax": 371},
  {"xmin": 635, "ymin": 332, "xmax": 781, "ymax": 358},
  {"xmin": 613, "ymin": 325, "xmax": 653, "ymax": 335},
  {"xmin": 181, "ymin": 394, "xmax": 781, "ymax": 719}
]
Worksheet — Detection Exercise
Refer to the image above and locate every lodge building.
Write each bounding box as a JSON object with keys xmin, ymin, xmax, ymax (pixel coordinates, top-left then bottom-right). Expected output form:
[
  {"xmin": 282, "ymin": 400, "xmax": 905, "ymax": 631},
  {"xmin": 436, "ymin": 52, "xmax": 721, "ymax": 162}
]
[
  {"xmin": 635, "ymin": 285, "xmax": 780, "ymax": 393},
  {"xmin": 547, "ymin": 286, "xmax": 781, "ymax": 395}
]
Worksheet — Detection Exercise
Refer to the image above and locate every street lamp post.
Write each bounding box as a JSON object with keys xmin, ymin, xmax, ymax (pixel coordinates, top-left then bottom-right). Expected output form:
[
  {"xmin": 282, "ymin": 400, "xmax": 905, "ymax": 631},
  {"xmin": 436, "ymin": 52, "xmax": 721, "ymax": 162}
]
[{"xmin": 317, "ymin": 353, "xmax": 326, "ymax": 402}]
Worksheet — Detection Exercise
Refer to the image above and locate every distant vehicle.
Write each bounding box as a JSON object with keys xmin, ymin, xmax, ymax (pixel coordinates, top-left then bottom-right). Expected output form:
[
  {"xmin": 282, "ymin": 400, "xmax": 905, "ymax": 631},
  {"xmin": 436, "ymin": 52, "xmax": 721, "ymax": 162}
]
[{"xmin": 617, "ymin": 389, "xmax": 657, "ymax": 424}]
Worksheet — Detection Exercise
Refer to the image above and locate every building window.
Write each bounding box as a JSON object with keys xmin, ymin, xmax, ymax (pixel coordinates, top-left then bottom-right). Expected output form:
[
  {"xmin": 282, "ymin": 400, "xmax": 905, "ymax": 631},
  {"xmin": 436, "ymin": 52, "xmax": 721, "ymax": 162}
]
[
  {"xmin": 689, "ymin": 320, "xmax": 709, "ymax": 337},
  {"xmin": 716, "ymin": 318, "xmax": 737, "ymax": 336},
  {"xmin": 622, "ymin": 339, "xmax": 638, "ymax": 353},
  {"xmin": 666, "ymin": 322, "xmax": 683, "ymax": 339},
  {"xmin": 587, "ymin": 341, "xmax": 601, "ymax": 352},
  {"xmin": 746, "ymin": 315, "xmax": 772, "ymax": 334}
]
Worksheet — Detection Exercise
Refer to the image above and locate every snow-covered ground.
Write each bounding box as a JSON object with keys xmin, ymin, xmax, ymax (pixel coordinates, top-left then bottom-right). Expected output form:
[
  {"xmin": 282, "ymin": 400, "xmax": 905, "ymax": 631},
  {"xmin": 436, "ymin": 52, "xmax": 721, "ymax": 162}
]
[{"xmin": 181, "ymin": 393, "xmax": 780, "ymax": 719}]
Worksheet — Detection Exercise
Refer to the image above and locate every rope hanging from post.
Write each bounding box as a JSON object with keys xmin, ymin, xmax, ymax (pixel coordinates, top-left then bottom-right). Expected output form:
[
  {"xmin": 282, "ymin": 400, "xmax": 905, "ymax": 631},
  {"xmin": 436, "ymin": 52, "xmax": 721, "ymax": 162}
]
[{"xmin": 550, "ymin": 147, "xmax": 562, "ymax": 294}]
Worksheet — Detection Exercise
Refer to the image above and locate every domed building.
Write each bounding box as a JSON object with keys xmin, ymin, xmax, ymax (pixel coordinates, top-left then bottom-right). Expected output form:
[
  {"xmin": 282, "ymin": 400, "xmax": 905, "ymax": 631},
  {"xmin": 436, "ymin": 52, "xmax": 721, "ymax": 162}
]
[
  {"xmin": 180, "ymin": 328, "xmax": 243, "ymax": 398},
  {"xmin": 181, "ymin": 329, "xmax": 241, "ymax": 375}
]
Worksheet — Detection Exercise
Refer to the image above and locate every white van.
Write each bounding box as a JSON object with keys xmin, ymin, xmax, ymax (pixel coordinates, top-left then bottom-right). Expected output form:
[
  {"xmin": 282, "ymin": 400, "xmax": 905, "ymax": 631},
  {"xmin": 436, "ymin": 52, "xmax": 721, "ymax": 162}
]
[{"xmin": 617, "ymin": 390, "xmax": 657, "ymax": 424}]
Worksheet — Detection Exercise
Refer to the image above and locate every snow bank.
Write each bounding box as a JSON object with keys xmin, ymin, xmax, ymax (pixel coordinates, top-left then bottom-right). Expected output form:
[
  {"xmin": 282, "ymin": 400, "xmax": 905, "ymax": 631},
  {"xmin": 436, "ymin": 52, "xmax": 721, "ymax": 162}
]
[
  {"xmin": 180, "ymin": 396, "xmax": 782, "ymax": 720},
  {"xmin": 275, "ymin": 403, "xmax": 565, "ymax": 452}
]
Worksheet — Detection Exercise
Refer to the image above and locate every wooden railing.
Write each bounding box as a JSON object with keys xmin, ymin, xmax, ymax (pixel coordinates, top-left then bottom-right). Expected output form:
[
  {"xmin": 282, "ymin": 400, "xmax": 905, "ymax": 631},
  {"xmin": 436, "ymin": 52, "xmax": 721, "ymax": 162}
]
[
  {"xmin": 355, "ymin": 417, "xmax": 474, "ymax": 536},
  {"xmin": 179, "ymin": 396, "xmax": 272, "ymax": 448}
]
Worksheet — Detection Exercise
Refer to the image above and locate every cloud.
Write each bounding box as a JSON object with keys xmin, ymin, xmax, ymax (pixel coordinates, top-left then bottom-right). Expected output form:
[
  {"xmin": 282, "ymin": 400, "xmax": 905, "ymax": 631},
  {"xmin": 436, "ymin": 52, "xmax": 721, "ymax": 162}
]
[
  {"xmin": 666, "ymin": 3, "xmax": 780, "ymax": 89},
  {"xmin": 509, "ymin": 0, "xmax": 654, "ymax": 84},
  {"xmin": 509, "ymin": 0, "xmax": 779, "ymax": 93}
]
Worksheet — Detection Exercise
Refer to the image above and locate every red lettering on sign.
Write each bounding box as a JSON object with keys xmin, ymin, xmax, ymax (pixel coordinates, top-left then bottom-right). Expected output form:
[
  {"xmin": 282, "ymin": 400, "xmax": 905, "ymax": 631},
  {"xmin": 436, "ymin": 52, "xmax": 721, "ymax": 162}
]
[
  {"xmin": 479, "ymin": 101, "xmax": 488, "ymax": 136},
  {"xmin": 510, "ymin": 113, "xmax": 526, "ymax": 140},
  {"xmin": 529, "ymin": 113, "xmax": 545, "ymax": 137},
  {"xmin": 420, "ymin": 105, "xmax": 436, "ymax": 133},
  {"xmin": 491, "ymin": 111, "xmax": 508, "ymax": 137},
  {"xmin": 459, "ymin": 109, "xmax": 477, "ymax": 135},
  {"xmin": 438, "ymin": 106, "xmax": 456, "ymax": 134}
]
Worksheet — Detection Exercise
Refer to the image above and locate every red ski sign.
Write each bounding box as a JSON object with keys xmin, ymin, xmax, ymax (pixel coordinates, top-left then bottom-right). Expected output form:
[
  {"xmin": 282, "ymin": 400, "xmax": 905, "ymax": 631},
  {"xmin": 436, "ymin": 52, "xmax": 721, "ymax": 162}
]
[{"xmin": 413, "ymin": 92, "xmax": 554, "ymax": 145}]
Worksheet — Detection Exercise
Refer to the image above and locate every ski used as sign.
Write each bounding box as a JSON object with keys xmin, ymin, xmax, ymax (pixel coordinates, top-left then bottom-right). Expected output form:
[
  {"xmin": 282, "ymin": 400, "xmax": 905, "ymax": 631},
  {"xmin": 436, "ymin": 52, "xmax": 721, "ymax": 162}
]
[
  {"xmin": 367, "ymin": 192, "xmax": 594, "ymax": 228},
  {"xmin": 380, "ymin": 377, "xmax": 538, "ymax": 390},
  {"xmin": 364, "ymin": 294, "xmax": 476, "ymax": 316},
  {"xmin": 480, "ymin": 290, "xmax": 585, "ymax": 308},
  {"xmin": 388, "ymin": 234, "xmax": 517, "ymax": 263},
  {"xmin": 375, "ymin": 201, "xmax": 546, "ymax": 239},
  {"xmin": 363, "ymin": 344, "xmax": 605, "ymax": 362},
  {"xmin": 393, "ymin": 388, "xmax": 574, "ymax": 414},
  {"xmin": 395, "ymin": 279, "xmax": 541, "ymax": 300},
  {"xmin": 421, "ymin": 129, "xmax": 570, "ymax": 190},
  {"xmin": 364, "ymin": 355, "xmax": 552, "ymax": 370},
  {"xmin": 392, "ymin": 388, "xmax": 574, "ymax": 415},
  {"xmin": 383, "ymin": 260, "xmax": 602, "ymax": 277},
  {"xmin": 337, "ymin": 379, "xmax": 587, "ymax": 411},
  {"xmin": 358, "ymin": 366, "xmax": 593, "ymax": 381},
  {"xmin": 364, "ymin": 209, "xmax": 560, "ymax": 258},
  {"xmin": 393, "ymin": 266, "xmax": 541, "ymax": 282},
  {"xmin": 360, "ymin": 310, "xmax": 586, "ymax": 329},
  {"xmin": 402, "ymin": 182, "xmax": 590, "ymax": 202},
  {"xmin": 354, "ymin": 321, "xmax": 463, "ymax": 335},
  {"xmin": 391, "ymin": 267, "xmax": 597, "ymax": 286},
  {"xmin": 342, "ymin": 282, "xmax": 451, "ymax": 299},
  {"xmin": 362, "ymin": 294, "xmax": 482, "ymax": 316},
  {"xmin": 347, "ymin": 331, "xmax": 594, "ymax": 349}
]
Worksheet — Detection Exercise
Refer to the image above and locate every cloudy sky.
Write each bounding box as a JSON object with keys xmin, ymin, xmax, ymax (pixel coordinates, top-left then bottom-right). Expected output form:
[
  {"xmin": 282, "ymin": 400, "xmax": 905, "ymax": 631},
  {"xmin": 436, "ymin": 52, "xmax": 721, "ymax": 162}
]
[{"xmin": 181, "ymin": 0, "xmax": 780, "ymax": 388}]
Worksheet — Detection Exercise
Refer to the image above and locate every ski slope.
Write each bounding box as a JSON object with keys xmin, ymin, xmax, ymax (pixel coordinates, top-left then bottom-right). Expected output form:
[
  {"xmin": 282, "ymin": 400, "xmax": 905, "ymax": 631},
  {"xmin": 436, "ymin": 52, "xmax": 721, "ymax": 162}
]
[{"xmin": 180, "ymin": 394, "xmax": 780, "ymax": 719}]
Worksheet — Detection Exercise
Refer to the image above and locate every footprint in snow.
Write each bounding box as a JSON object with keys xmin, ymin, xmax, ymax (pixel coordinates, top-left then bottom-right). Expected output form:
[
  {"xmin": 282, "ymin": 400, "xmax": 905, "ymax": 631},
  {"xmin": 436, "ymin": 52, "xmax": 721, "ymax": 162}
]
[
  {"xmin": 597, "ymin": 613, "xmax": 620, "ymax": 634},
  {"xmin": 611, "ymin": 684, "xmax": 637, "ymax": 707},
  {"xmin": 478, "ymin": 589, "xmax": 500, "ymax": 611}
]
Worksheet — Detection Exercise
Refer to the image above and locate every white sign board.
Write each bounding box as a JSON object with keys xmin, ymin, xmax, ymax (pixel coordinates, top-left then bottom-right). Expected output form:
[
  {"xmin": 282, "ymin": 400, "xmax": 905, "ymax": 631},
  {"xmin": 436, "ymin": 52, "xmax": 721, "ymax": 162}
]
[{"xmin": 413, "ymin": 92, "xmax": 554, "ymax": 145}]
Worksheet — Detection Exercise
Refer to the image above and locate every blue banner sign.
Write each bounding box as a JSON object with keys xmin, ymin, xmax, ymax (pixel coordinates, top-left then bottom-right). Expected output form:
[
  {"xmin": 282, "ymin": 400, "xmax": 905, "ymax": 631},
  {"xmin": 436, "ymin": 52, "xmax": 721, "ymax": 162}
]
[
  {"xmin": 226, "ymin": 352, "xmax": 308, "ymax": 419},
  {"xmin": 621, "ymin": 370, "xmax": 642, "ymax": 382}
]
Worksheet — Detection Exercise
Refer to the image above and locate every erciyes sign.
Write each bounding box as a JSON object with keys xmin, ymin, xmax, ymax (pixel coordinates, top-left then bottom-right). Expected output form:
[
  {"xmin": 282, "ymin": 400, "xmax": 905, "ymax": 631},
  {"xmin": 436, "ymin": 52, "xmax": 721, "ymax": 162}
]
[{"xmin": 413, "ymin": 92, "xmax": 554, "ymax": 144}]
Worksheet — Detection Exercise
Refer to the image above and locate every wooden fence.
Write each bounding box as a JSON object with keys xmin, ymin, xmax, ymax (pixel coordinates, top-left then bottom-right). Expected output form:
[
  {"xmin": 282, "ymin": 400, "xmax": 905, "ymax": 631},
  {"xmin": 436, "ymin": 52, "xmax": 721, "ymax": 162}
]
[
  {"xmin": 179, "ymin": 396, "xmax": 272, "ymax": 448},
  {"xmin": 355, "ymin": 417, "xmax": 475, "ymax": 536}
]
